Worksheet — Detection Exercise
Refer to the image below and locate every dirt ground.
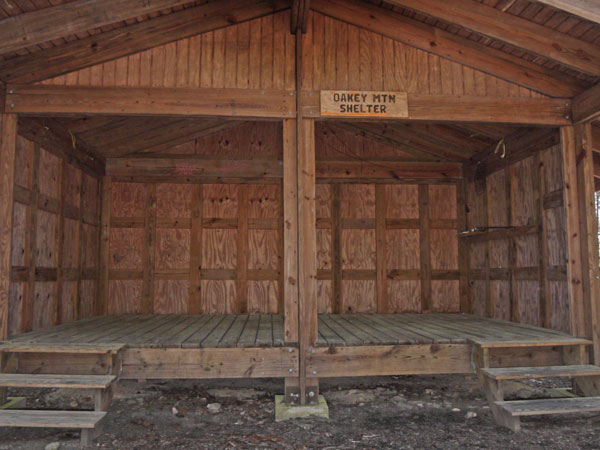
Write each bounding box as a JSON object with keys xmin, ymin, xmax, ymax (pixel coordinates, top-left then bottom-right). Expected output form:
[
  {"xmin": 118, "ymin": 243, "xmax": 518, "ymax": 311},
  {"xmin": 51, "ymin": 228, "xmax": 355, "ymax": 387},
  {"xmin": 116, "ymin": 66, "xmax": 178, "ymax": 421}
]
[{"xmin": 0, "ymin": 374, "xmax": 599, "ymax": 449}]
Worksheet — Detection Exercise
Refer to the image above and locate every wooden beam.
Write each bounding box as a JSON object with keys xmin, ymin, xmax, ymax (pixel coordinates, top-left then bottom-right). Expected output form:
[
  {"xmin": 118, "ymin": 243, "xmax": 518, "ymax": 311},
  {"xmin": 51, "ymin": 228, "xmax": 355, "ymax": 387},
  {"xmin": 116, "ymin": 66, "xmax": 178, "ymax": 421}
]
[
  {"xmin": 7, "ymin": 85, "xmax": 295, "ymax": 120},
  {"xmin": 317, "ymin": 161, "xmax": 462, "ymax": 180},
  {"xmin": 291, "ymin": 0, "xmax": 311, "ymax": 33},
  {"xmin": 0, "ymin": 114, "xmax": 17, "ymax": 340},
  {"xmin": 106, "ymin": 158, "xmax": 283, "ymax": 181},
  {"xmin": 0, "ymin": 0, "xmax": 289, "ymax": 83},
  {"xmin": 465, "ymin": 128, "xmax": 561, "ymax": 179},
  {"xmin": 302, "ymin": 92, "xmax": 572, "ymax": 125},
  {"xmin": 533, "ymin": 0, "xmax": 600, "ymax": 26},
  {"xmin": 17, "ymin": 117, "xmax": 105, "ymax": 177},
  {"xmin": 310, "ymin": 0, "xmax": 585, "ymax": 98},
  {"xmin": 100, "ymin": 119, "xmax": 239, "ymax": 158},
  {"xmin": 573, "ymin": 83, "xmax": 600, "ymax": 124},
  {"xmin": 0, "ymin": 0, "xmax": 195, "ymax": 55},
  {"xmin": 386, "ymin": 0, "xmax": 600, "ymax": 76}
]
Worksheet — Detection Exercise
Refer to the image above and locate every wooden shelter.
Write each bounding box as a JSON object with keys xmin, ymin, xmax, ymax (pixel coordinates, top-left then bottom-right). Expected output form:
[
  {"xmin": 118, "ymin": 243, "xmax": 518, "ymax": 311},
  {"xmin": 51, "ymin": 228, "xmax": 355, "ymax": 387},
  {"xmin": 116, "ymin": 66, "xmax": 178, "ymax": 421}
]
[{"xmin": 1, "ymin": 0, "xmax": 600, "ymax": 443}]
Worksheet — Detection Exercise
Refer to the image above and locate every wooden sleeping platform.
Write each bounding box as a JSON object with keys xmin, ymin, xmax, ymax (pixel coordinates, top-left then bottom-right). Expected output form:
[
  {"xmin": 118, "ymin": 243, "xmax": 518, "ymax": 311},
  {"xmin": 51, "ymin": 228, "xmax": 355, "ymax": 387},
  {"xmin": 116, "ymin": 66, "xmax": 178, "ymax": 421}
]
[{"xmin": 1, "ymin": 313, "xmax": 590, "ymax": 382}]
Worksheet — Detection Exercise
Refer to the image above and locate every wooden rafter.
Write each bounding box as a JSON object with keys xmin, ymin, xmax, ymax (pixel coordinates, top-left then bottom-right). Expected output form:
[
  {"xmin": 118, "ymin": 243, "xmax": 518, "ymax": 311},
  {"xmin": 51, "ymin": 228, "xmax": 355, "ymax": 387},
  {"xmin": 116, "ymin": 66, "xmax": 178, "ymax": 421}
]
[
  {"xmin": 533, "ymin": 0, "xmax": 600, "ymax": 26},
  {"xmin": 291, "ymin": 0, "xmax": 311, "ymax": 33},
  {"xmin": 0, "ymin": 0, "xmax": 289, "ymax": 84},
  {"xmin": 0, "ymin": 0, "xmax": 195, "ymax": 55},
  {"xmin": 573, "ymin": 83, "xmax": 600, "ymax": 123},
  {"xmin": 386, "ymin": 0, "xmax": 600, "ymax": 76},
  {"xmin": 311, "ymin": 0, "xmax": 586, "ymax": 97},
  {"xmin": 17, "ymin": 117, "xmax": 105, "ymax": 177}
]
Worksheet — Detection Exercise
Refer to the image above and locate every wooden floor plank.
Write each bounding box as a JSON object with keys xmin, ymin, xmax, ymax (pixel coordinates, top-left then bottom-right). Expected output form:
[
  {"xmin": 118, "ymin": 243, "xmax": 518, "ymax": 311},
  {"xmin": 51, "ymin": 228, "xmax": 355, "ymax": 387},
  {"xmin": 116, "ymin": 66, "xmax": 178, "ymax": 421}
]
[
  {"xmin": 272, "ymin": 315, "xmax": 285, "ymax": 346},
  {"xmin": 181, "ymin": 315, "xmax": 226, "ymax": 348},
  {"xmin": 237, "ymin": 315, "xmax": 260, "ymax": 348},
  {"xmin": 218, "ymin": 315, "xmax": 248, "ymax": 348},
  {"xmin": 145, "ymin": 315, "xmax": 195, "ymax": 348},
  {"xmin": 255, "ymin": 315, "xmax": 273, "ymax": 347},
  {"xmin": 317, "ymin": 316, "xmax": 346, "ymax": 346},
  {"xmin": 160, "ymin": 315, "xmax": 213, "ymax": 347},
  {"xmin": 322, "ymin": 315, "xmax": 365, "ymax": 345},
  {"xmin": 0, "ymin": 410, "xmax": 105, "ymax": 428},
  {"xmin": 201, "ymin": 315, "xmax": 237, "ymax": 348}
]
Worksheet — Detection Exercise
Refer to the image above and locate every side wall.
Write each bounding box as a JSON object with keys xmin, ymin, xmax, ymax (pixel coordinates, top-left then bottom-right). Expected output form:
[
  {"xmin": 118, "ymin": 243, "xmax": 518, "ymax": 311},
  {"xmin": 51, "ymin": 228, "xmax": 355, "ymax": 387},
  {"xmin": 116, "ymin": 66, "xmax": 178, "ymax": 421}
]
[
  {"xmin": 465, "ymin": 144, "xmax": 569, "ymax": 332},
  {"xmin": 8, "ymin": 135, "xmax": 102, "ymax": 337}
]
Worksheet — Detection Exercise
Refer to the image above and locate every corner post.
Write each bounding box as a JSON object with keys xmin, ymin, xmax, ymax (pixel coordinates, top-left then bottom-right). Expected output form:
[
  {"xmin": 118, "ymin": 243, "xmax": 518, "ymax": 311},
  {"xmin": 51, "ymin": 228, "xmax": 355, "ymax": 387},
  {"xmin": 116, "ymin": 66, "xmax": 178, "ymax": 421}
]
[
  {"xmin": 560, "ymin": 124, "xmax": 600, "ymax": 363},
  {"xmin": 0, "ymin": 112, "xmax": 17, "ymax": 341}
]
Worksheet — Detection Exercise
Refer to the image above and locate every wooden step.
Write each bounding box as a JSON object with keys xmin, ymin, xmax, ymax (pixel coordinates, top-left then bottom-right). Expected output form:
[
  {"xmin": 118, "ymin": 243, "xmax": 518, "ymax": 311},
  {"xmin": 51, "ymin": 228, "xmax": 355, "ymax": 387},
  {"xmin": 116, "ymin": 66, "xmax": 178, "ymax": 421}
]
[
  {"xmin": 481, "ymin": 365, "xmax": 600, "ymax": 381},
  {"xmin": 0, "ymin": 342, "xmax": 125, "ymax": 354},
  {"xmin": 0, "ymin": 374, "xmax": 116, "ymax": 389},
  {"xmin": 0, "ymin": 409, "xmax": 106, "ymax": 428},
  {"xmin": 468, "ymin": 337, "xmax": 592, "ymax": 348},
  {"xmin": 496, "ymin": 397, "xmax": 600, "ymax": 417}
]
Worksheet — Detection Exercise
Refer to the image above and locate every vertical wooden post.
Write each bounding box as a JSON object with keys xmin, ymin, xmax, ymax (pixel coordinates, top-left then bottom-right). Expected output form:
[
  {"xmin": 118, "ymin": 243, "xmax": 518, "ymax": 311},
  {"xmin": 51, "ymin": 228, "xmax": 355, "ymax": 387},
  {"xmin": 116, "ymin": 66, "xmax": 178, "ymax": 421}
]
[
  {"xmin": 97, "ymin": 175, "xmax": 111, "ymax": 316},
  {"xmin": 0, "ymin": 113, "xmax": 17, "ymax": 340},
  {"xmin": 561, "ymin": 126, "xmax": 587, "ymax": 338},
  {"xmin": 457, "ymin": 179, "xmax": 470, "ymax": 313},
  {"xmin": 283, "ymin": 119, "xmax": 299, "ymax": 343},
  {"xmin": 141, "ymin": 184, "xmax": 156, "ymax": 314},
  {"xmin": 418, "ymin": 185, "xmax": 431, "ymax": 312},
  {"xmin": 331, "ymin": 184, "xmax": 342, "ymax": 313},
  {"xmin": 561, "ymin": 124, "xmax": 600, "ymax": 364},
  {"xmin": 298, "ymin": 116, "xmax": 317, "ymax": 404},
  {"xmin": 534, "ymin": 152, "xmax": 551, "ymax": 328},
  {"xmin": 53, "ymin": 159, "xmax": 65, "ymax": 325},
  {"xmin": 296, "ymin": 26, "xmax": 318, "ymax": 406},
  {"xmin": 24, "ymin": 144, "xmax": 39, "ymax": 330},
  {"xmin": 189, "ymin": 184, "xmax": 203, "ymax": 314},
  {"xmin": 236, "ymin": 185, "xmax": 248, "ymax": 314},
  {"xmin": 376, "ymin": 185, "xmax": 388, "ymax": 313},
  {"xmin": 283, "ymin": 119, "xmax": 299, "ymax": 403}
]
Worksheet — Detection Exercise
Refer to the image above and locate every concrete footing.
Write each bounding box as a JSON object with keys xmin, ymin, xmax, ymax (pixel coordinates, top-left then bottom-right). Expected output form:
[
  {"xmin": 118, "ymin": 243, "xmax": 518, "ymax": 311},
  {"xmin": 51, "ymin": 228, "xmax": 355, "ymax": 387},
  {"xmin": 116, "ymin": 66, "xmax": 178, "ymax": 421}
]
[{"xmin": 274, "ymin": 395, "xmax": 329, "ymax": 421}]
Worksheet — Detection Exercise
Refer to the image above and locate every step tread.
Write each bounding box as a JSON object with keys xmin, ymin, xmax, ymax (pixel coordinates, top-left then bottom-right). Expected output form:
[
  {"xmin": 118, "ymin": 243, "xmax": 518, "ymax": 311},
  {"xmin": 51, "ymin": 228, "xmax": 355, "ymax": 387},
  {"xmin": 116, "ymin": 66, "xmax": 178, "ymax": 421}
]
[
  {"xmin": 0, "ymin": 342, "xmax": 125, "ymax": 354},
  {"xmin": 468, "ymin": 337, "xmax": 592, "ymax": 348},
  {"xmin": 481, "ymin": 365, "xmax": 600, "ymax": 380},
  {"xmin": 0, "ymin": 374, "xmax": 116, "ymax": 389},
  {"xmin": 0, "ymin": 410, "xmax": 106, "ymax": 428},
  {"xmin": 496, "ymin": 397, "xmax": 600, "ymax": 416}
]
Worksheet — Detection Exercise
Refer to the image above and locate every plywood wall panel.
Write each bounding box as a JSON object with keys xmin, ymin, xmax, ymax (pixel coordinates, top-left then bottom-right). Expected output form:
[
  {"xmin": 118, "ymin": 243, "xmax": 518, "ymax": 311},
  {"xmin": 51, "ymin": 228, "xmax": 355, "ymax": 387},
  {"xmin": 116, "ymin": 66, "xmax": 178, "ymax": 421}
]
[
  {"xmin": 155, "ymin": 229, "xmax": 190, "ymax": 270},
  {"xmin": 201, "ymin": 229, "xmax": 237, "ymax": 269},
  {"xmin": 388, "ymin": 280, "xmax": 420, "ymax": 313},
  {"xmin": 38, "ymin": 148, "xmax": 60, "ymax": 199},
  {"xmin": 386, "ymin": 229, "xmax": 420, "ymax": 269},
  {"xmin": 341, "ymin": 230, "xmax": 376, "ymax": 270},
  {"xmin": 516, "ymin": 235, "xmax": 538, "ymax": 267},
  {"xmin": 549, "ymin": 281, "xmax": 570, "ymax": 333},
  {"xmin": 81, "ymin": 174, "xmax": 99, "ymax": 213},
  {"xmin": 79, "ymin": 280, "xmax": 97, "ymax": 318},
  {"xmin": 486, "ymin": 170, "xmax": 507, "ymax": 226},
  {"xmin": 82, "ymin": 224, "xmax": 98, "ymax": 268},
  {"xmin": 248, "ymin": 185, "xmax": 279, "ymax": 219},
  {"xmin": 429, "ymin": 185, "xmax": 457, "ymax": 219},
  {"xmin": 109, "ymin": 280, "xmax": 142, "ymax": 314},
  {"xmin": 510, "ymin": 157, "xmax": 535, "ymax": 227},
  {"xmin": 60, "ymin": 281, "xmax": 77, "ymax": 323},
  {"xmin": 517, "ymin": 281, "xmax": 540, "ymax": 326},
  {"xmin": 14, "ymin": 136, "xmax": 32, "ymax": 189},
  {"xmin": 430, "ymin": 229, "xmax": 458, "ymax": 270},
  {"xmin": 203, "ymin": 185, "xmax": 238, "ymax": 218},
  {"xmin": 341, "ymin": 185, "xmax": 375, "ymax": 219},
  {"xmin": 109, "ymin": 228, "xmax": 144, "ymax": 269},
  {"xmin": 11, "ymin": 203, "xmax": 27, "ymax": 266},
  {"xmin": 386, "ymin": 185, "xmax": 419, "ymax": 218},
  {"xmin": 542, "ymin": 145, "xmax": 563, "ymax": 192},
  {"xmin": 545, "ymin": 206, "xmax": 567, "ymax": 266},
  {"xmin": 154, "ymin": 280, "xmax": 189, "ymax": 314},
  {"xmin": 342, "ymin": 280, "xmax": 376, "ymax": 313},
  {"xmin": 316, "ymin": 184, "xmax": 331, "ymax": 219},
  {"xmin": 317, "ymin": 229, "xmax": 331, "ymax": 270},
  {"xmin": 63, "ymin": 164, "xmax": 81, "ymax": 208},
  {"xmin": 111, "ymin": 183, "xmax": 146, "ymax": 217},
  {"xmin": 36, "ymin": 210, "xmax": 57, "ymax": 267},
  {"xmin": 62, "ymin": 218, "xmax": 79, "ymax": 268},
  {"xmin": 156, "ymin": 184, "xmax": 192, "ymax": 218},
  {"xmin": 8, "ymin": 283, "xmax": 23, "ymax": 338},
  {"xmin": 491, "ymin": 280, "xmax": 510, "ymax": 320},
  {"xmin": 489, "ymin": 239, "xmax": 509, "ymax": 268},
  {"xmin": 33, "ymin": 282, "xmax": 54, "ymax": 330},
  {"xmin": 248, "ymin": 281, "xmax": 278, "ymax": 314},
  {"xmin": 317, "ymin": 280, "xmax": 333, "ymax": 314},
  {"xmin": 471, "ymin": 281, "xmax": 487, "ymax": 316},
  {"xmin": 431, "ymin": 280, "xmax": 459, "ymax": 312},
  {"xmin": 201, "ymin": 280, "xmax": 236, "ymax": 314},
  {"xmin": 248, "ymin": 230, "xmax": 278, "ymax": 270}
]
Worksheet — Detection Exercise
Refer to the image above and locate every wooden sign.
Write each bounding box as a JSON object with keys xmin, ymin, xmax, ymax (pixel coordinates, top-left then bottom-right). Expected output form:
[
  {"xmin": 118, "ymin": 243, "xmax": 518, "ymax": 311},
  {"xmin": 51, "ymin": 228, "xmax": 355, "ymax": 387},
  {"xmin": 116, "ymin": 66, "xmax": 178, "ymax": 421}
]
[{"xmin": 320, "ymin": 91, "xmax": 408, "ymax": 118}]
